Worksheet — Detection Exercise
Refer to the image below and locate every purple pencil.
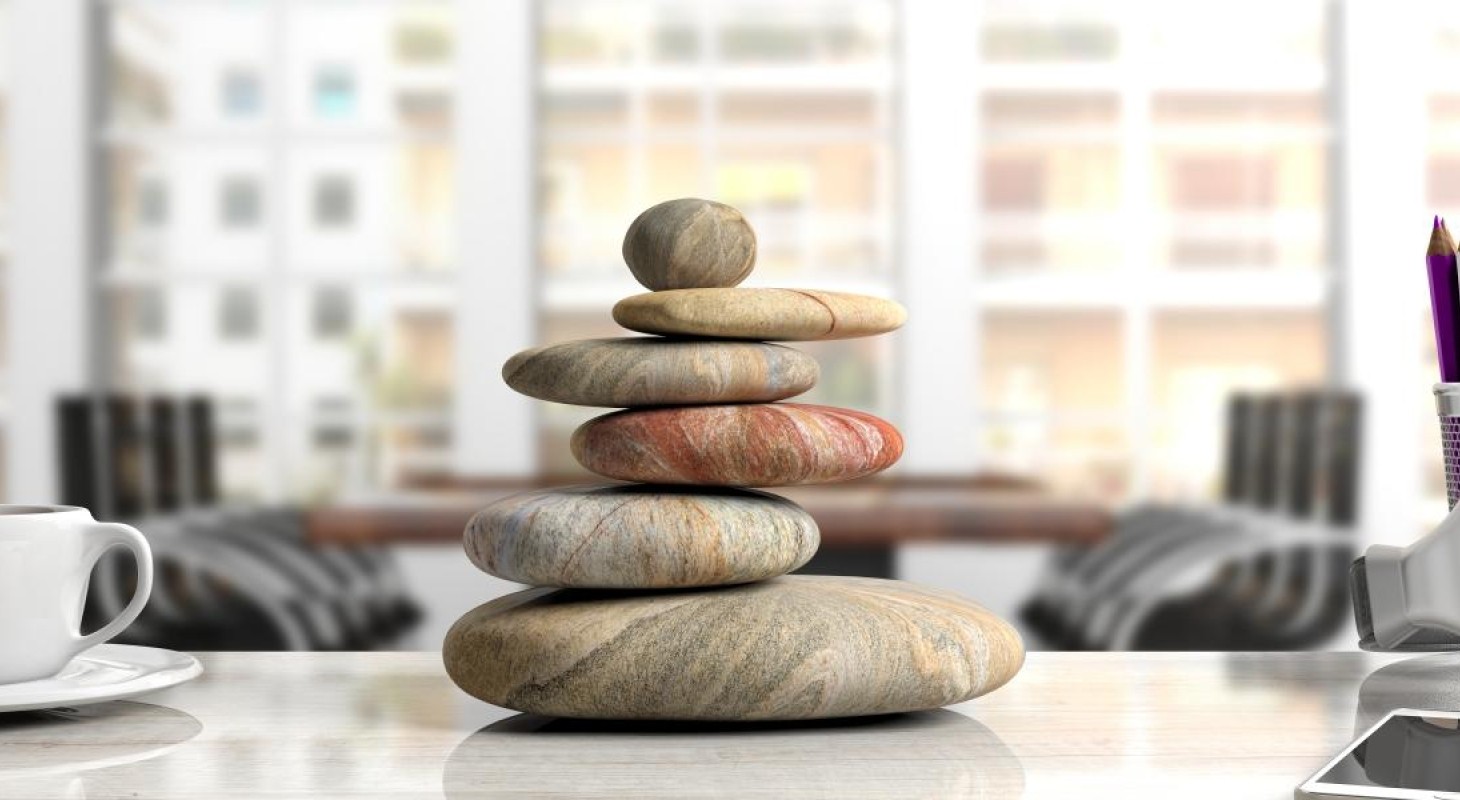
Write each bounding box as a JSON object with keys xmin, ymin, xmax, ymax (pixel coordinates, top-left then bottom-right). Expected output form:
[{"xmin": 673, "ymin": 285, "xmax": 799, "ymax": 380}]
[{"xmin": 1428, "ymin": 215, "xmax": 1460, "ymax": 382}]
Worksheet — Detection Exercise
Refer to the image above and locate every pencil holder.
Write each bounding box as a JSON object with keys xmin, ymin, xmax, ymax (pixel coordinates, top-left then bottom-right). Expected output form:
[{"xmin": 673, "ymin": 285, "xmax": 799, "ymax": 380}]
[{"xmin": 1438, "ymin": 383, "xmax": 1460, "ymax": 509}]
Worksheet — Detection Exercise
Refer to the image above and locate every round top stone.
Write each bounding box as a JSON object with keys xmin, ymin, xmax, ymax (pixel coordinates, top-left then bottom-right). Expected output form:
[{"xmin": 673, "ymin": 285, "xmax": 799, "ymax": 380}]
[{"xmin": 622, "ymin": 198, "xmax": 757, "ymax": 291}]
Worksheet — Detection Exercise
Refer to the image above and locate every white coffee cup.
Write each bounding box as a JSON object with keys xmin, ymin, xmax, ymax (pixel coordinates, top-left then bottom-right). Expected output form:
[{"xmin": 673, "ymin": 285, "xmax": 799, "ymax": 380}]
[{"xmin": 0, "ymin": 505, "xmax": 153, "ymax": 684}]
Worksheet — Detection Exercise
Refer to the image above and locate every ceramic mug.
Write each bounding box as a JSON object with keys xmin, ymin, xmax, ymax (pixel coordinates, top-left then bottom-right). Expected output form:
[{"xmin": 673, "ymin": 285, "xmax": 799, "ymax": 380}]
[{"xmin": 0, "ymin": 505, "xmax": 153, "ymax": 684}]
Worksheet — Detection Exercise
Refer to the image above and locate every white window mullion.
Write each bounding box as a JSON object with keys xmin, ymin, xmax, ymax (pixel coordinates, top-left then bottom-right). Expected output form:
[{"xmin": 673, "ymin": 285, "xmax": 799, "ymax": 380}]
[
  {"xmin": 627, "ymin": 4, "xmax": 649, "ymax": 210},
  {"xmin": 261, "ymin": 0, "xmax": 289, "ymax": 502},
  {"xmin": 898, "ymin": 0, "xmax": 979, "ymax": 474},
  {"xmin": 452, "ymin": 0, "xmax": 537, "ymax": 477},
  {"xmin": 699, "ymin": 4, "xmax": 718, "ymax": 196},
  {"xmin": 7, "ymin": 0, "xmax": 95, "ymax": 503},
  {"xmin": 1120, "ymin": 7, "xmax": 1154, "ymax": 501},
  {"xmin": 1338, "ymin": 2, "xmax": 1426, "ymax": 542}
]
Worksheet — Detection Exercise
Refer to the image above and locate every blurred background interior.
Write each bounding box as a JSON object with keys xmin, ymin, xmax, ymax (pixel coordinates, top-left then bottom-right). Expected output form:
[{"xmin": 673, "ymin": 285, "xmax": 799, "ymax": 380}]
[{"xmin": 0, "ymin": 0, "xmax": 1446, "ymax": 651}]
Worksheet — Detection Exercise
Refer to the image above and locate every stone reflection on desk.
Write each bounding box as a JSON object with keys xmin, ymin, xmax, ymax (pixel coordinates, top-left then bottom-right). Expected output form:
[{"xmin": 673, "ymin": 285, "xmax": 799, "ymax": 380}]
[
  {"xmin": 444, "ymin": 709, "xmax": 1023, "ymax": 800},
  {"xmin": 444, "ymin": 198, "xmax": 1024, "ymax": 721}
]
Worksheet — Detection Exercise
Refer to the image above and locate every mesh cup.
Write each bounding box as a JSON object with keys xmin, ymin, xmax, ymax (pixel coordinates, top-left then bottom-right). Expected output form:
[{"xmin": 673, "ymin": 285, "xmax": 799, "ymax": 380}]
[{"xmin": 1439, "ymin": 383, "xmax": 1460, "ymax": 509}]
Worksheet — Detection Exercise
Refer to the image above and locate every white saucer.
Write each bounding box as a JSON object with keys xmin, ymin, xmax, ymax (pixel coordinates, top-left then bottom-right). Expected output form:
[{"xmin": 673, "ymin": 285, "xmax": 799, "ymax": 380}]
[{"xmin": 0, "ymin": 644, "xmax": 202, "ymax": 713}]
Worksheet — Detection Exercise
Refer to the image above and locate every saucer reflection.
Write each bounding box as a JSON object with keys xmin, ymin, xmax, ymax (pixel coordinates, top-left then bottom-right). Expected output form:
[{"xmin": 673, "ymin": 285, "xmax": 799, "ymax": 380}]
[
  {"xmin": 0, "ymin": 701, "xmax": 202, "ymax": 798},
  {"xmin": 444, "ymin": 709, "xmax": 1024, "ymax": 799}
]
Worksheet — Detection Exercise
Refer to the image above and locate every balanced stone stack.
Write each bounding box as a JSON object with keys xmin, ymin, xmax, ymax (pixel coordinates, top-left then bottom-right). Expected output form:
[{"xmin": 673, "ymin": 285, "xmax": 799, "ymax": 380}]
[{"xmin": 444, "ymin": 198, "xmax": 1024, "ymax": 721}]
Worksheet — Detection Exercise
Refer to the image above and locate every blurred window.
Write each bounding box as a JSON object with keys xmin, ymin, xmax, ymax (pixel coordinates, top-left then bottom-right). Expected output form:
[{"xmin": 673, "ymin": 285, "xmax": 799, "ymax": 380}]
[
  {"xmin": 220, "ymin": 428, "xmax": 259, "ymax": 448},
  {"xmin": 312, "ymin": 423, "xmax": 353, "ymax": 449},
  {"xmin": 312, "ymin": 287, "xmax": 352, "ymax": 338},
  {"xmin": 313, "ymin": 175, "xmax": 355, "ymax": 228},
  {"xmin": 221, "ymin": 68, "xmax": 261, "ymax": 118},
  {"xmin": 220, "ymin": 176, "xmax": 261, "ymax": 228},
  {"xmin": 981, "ymin": 21, "xmax": 1117, "ymax": 62},
  {"xmin": 218, "ymin": 287, "xmax": 260, "ymax": 341},
  {"xmin": 398, "ymin": 90, "xmax": 451, "ymax": 131},
  {"xmin": 139, "ymin": 177, "xmax": 167, "ymax": 227},
  {"xmin": 396, "ymin": 22, "xmax": 452, "ymax": 64},
  {"xmin": 313, "ymin": 65, "xmax": 356, "ymax": 119},
  {"xmin": 133, "ymin": 287, "xmax": 167, "ymax": 340}
]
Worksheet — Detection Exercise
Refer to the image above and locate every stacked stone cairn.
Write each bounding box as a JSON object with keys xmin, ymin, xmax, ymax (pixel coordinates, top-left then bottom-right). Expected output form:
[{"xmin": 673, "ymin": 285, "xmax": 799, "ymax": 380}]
[{"xmin": 444, "ymin": 198, "xmax": 1024, "ymax": 721}]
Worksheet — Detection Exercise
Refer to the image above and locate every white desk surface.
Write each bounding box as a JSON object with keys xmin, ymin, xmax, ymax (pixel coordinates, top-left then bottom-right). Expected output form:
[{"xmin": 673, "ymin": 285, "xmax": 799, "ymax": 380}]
[{"xmin": 2, "ymin": 650, "xmax": 1456, "ymax": 799}]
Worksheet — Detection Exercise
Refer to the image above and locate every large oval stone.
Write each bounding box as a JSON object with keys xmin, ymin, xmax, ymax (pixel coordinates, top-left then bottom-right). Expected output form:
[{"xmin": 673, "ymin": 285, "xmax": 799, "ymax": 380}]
[
  {"xmin": 464, "ymin": 485, "xmax": 818, "ymax": 589},
  {"xmin": 571, "ymin": 403, "xmax": 903, "ymax": 486},
  {"xmin": 622, "ymin": 198, "xmax": 756, "ymax": 291},
  {"xmin": 502, "ymin": 338, "xmax": 817, "ymax": 407},
  {"xmin": 443, "ymin": 576, "xmax": 1025, "ymax": 721},
  {"xmin": 614, "ymin": 288, "xmax": 907, "ymax": 341}
]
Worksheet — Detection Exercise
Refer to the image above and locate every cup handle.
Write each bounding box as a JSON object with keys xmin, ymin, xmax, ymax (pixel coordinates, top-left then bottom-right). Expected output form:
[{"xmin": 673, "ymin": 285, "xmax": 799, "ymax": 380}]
[{"xmin": 72, "ymin": 522, "xmax": 154, "ymax": 655}]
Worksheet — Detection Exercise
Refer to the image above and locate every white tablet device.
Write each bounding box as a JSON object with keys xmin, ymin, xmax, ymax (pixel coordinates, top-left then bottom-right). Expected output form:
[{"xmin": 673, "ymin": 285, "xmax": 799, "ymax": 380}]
[{"xmin": 1300, "ymin": 709, "xmax": 1460, "ymax": 798}]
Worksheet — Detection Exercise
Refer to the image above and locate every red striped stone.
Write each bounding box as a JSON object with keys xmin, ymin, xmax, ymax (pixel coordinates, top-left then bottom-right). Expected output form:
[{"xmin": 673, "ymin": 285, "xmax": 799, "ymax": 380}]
[{"xmin": 570, "ymin": 403, "xmax": 903, "ymax": 487}]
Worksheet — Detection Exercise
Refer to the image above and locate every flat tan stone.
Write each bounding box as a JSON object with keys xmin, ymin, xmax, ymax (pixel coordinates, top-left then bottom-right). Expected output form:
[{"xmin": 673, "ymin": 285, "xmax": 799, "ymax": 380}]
[
  {"xmin": 464, "ymin": 485, "xmax": 818, "ymax": 589},
  {"xmin": 614, "ymin": 288, "xmax": 907, "ymax": 341},
  {"xmin": 443, "ymin": 576, "xmax": 1025, "ymax": 721},
  {"xmin": 622, "ymin": 198, "xmax": 757, "ymax": 291},
  {"xmin": 502, "ymin": 338, "xmax": 817, "ymax": 408}
]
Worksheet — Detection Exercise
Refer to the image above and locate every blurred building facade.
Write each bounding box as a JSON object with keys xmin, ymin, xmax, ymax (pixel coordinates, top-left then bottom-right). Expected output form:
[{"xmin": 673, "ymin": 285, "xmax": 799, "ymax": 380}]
[
  {"xmin": 0, "ymin": 1, "xmax": 1449, "ymax": 537},
  {"xmin": 103, "ymin": 2, "xmax": 457, "ymax": 502}
]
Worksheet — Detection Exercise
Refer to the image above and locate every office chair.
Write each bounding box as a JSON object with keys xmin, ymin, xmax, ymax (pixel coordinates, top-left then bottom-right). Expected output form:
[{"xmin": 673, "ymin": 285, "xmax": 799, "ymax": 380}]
[
  {"xmin": 1221, "ymin": 391, "xmax": 1360, "ymax": 649},
  {"xmin": 66, "ymin": 396, "xmax": 323, "ymax": 650},
  {"xmin": 1075, "ymin": 393, "xmax": 1304, "ymax": 649},
  {"xmin": 63, "ymin": 394, "xmax": 421, "ymax": 651},
  {"xmin": 1018, "ymin": 393, "xmax": 1258, "ymax": 645},
  {"xmin": 1040, "ymin": 393, "xmax": 1277, "ymax": 649},
  {"xmin": 1090, "ymin": 391, "xmax": 1362, "ymax": 651},
  {"xmin": 177, "ymin": 397, "xmax": 421, "ymax": 639},
  {"xmin": 1064, "ymin": 394, "xmax": 1290, "ymax": 649}
]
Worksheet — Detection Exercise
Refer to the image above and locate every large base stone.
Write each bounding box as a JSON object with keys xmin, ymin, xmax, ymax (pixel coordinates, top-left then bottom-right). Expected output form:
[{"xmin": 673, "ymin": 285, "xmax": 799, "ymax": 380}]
[{"xmin": 443, "ymin": 576, "xmax": 1024, "ymax": 721}]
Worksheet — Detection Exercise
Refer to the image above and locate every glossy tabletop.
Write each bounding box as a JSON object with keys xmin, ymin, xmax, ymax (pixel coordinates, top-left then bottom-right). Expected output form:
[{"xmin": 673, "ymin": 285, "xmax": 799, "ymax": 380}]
[{"xmin": 2, "ymin": 650, "xmax": 1457, "ymax": 799}]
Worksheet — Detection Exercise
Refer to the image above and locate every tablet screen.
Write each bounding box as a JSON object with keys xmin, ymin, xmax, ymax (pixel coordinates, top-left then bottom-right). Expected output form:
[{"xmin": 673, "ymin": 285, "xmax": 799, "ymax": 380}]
[{"xmin": 1316, "ymin": 714, "xmax": 1460, "ymax": 791}]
